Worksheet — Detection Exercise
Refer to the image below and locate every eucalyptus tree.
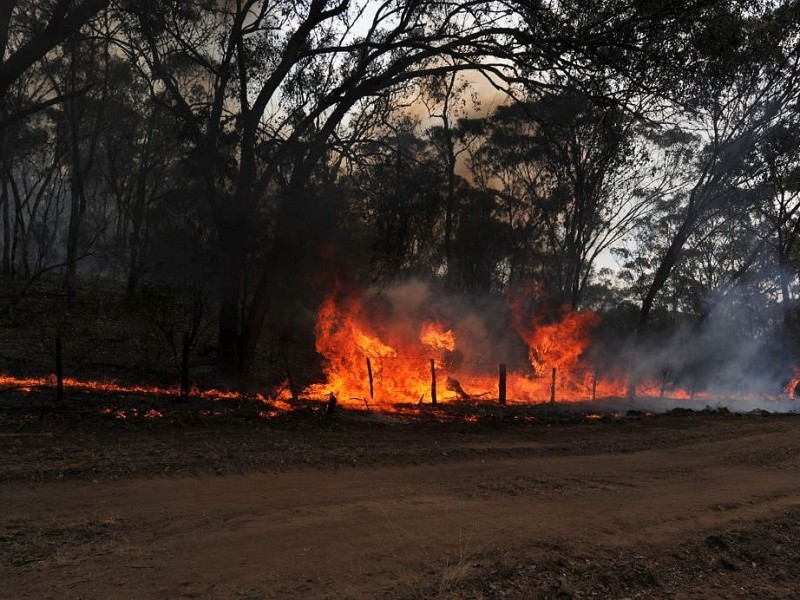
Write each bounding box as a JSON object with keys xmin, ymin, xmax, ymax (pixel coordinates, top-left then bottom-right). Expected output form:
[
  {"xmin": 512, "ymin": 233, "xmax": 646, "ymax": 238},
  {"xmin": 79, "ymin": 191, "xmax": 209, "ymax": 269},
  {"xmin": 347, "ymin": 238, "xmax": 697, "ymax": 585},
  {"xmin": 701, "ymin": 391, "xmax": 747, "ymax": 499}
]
[
  {"xmin": 632, "ymin": 3, "xmax": 800, "ymax": 342},
  {"xmin": 1, "ymin": 1, "xmax": 113, "ymax": 294},
  {"xmin": 0, "ymin": 0, "xmax": 111, "ymax": 128},
  {"xmin": 750, "ymin": 123, "xmax": 800, "ymax": 329},
  {"xmin": 466, "ymin": 89, "xmax": 668, "ymax": 309},
  {"xmin": 420, "ymin": 68, "xmax": 480, "ymax": 286},
  {"xmin": 622, "ymin": 1, "xmax": 800, "ymax": 395},
  {"xmin": 118, "ymin": 0, "xmax": 541, "ymax": 376}
]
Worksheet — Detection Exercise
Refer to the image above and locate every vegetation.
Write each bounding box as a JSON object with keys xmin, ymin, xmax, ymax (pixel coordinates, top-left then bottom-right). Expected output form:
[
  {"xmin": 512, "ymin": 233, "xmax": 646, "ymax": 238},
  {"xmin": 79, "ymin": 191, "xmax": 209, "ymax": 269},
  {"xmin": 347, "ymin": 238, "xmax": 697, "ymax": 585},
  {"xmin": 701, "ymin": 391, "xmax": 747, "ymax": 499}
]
[{"xmin": 1, "ymin": 0, "xmax": 799, "ymax": 391}]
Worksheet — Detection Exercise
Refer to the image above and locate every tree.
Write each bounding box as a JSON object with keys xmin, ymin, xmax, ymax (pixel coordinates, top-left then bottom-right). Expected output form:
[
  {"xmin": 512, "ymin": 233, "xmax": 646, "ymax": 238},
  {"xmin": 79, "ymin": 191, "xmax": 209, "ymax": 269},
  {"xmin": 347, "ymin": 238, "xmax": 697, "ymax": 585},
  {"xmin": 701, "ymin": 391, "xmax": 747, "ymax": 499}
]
[
  {"xmin": 0, "ymin": 0, "xmax": 110, "ymax": 128},
  {"xmin": 120, "ymin": 0, "xmax": 540, "ymax": 376},
  {"xmin": 468, "ymin": 89, "xmax": 661, "ymax": 309},
  {"xmin": 625, "ymin": 2, "xmax": 800, "ymax": 395}
]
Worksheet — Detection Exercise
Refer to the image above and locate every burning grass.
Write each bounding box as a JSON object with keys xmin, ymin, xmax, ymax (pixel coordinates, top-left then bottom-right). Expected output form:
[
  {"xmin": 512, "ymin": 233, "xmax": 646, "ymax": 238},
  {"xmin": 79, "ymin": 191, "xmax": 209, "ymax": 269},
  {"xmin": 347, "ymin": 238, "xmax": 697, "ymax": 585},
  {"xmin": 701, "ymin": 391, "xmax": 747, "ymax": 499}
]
[
  {"xmin": 3, "ymin": 278, "xmax": 799, "ymax": 416},
  {"xmin": 285, "ymin": 287, "xmax": 800, "ymax": 411},
  {"xmin": 1, "ymin": 379, "xmax": 798, "ymax": 486}
]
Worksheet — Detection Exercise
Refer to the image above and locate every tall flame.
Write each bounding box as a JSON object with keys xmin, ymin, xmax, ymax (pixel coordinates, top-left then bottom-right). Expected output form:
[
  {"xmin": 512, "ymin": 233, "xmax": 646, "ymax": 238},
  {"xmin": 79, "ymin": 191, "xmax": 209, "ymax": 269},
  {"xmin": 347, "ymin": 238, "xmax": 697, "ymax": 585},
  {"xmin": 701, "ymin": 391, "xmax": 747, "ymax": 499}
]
[
  {"xmin": 306, "ymin": 290, "xmax": 610, "ymax": 406},
  {"xmin": 521, "ymin": 311, "xmax": 599, "ymax": 376}
]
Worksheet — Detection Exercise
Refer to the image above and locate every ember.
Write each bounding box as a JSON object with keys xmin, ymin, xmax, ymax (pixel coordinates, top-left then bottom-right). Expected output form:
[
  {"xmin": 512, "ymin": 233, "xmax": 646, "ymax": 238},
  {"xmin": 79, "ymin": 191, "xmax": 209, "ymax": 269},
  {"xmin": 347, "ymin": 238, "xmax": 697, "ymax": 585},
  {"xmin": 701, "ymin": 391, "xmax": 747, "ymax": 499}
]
[{"xmin": 0, "ymin": 374, "xmax": 271, "ymax": 404}]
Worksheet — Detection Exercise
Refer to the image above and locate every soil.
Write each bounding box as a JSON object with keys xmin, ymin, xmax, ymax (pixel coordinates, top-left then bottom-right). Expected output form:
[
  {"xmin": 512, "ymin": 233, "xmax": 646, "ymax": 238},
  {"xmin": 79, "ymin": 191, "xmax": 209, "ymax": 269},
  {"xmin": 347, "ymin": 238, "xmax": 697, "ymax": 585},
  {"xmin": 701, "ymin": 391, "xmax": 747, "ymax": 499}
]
[{"xmin": 2, "ymin": 395, "xmax": 800, "ymax": 599}]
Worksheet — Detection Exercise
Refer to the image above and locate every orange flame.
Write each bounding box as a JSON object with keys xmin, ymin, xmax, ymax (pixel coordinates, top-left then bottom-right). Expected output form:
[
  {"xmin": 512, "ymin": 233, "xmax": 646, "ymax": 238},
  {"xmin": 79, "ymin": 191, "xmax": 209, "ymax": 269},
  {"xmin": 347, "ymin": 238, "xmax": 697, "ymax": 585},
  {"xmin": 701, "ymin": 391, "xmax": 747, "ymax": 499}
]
[
  {"xmin": 521, "ymin": 310, "xmax": 599, "ymax": 376},
  {"xmin": 0, "ymin": 374, "xmax": 273, "ymax": 403},
  {"xmin": 419, "ymin": 321, "xmax": 456, "ymax": 351},
  {"xmin": 785, "ymin": 370, "xmax": 800, "ymax": 398},
  {"xmin": 307, "ymin": 291, "xmax": 610, "ymax": 406}
]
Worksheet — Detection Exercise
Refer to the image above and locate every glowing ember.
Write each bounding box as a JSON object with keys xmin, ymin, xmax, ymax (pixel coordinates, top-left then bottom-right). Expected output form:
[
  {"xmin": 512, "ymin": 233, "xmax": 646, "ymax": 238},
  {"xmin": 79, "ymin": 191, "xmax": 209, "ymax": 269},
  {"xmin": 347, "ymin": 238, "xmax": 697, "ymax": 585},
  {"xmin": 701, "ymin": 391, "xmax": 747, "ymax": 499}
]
[{"xmin": 0, "ymin": 374, "xmax": 270, "ymax": 403}]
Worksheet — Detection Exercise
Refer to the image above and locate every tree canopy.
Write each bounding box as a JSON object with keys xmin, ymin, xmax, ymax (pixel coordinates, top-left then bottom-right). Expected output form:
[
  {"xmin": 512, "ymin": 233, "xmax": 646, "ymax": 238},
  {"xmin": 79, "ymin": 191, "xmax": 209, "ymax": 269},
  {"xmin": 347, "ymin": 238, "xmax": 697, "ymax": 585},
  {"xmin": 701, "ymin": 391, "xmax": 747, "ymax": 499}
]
[{"xmin": 1, "ymin": 0, "xmax": 799, "ymax": 392}]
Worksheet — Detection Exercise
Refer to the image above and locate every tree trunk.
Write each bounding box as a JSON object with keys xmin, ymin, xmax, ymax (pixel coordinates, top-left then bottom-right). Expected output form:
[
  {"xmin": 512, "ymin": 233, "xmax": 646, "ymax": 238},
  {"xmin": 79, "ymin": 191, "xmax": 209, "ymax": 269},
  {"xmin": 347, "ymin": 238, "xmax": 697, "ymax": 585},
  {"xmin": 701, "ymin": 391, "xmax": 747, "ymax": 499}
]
[
  {"xmin": 63, "ymin": 151, "xmax": 85, "ymax": 296},
  {"xmin": 238, "ymin": 184, "xmax": 305, "ymax": 376},
  {"xmin": 1, "ymin": 175, "xmax": 9, "ymax": 275},
  {"xmin": 778, "ymin": 250, "xmax": 793, "ymax": 368},
  {"xmin": 125, "ymin": 179, "xmax": 147, "ymax": 298},
  {"xmin": 63, "ymin": 46, "xmax": 85, "ymax": 298},
  {"xmin": 628, "ymin": 208, "xmax": 697, "ymax": 397},
  {"xmin": 217, "ymin": 224, "xmax": 247, "ymax": 376},
  {"xmin": 444, "ymin": 133, "xmax": 455, "ymax": 287}
]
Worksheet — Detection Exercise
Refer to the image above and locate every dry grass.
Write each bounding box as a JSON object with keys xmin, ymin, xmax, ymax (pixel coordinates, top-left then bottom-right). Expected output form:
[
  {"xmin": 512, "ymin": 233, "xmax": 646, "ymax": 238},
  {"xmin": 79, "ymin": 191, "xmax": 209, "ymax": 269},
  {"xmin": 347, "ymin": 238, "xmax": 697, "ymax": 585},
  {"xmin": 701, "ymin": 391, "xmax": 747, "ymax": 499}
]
[{"xmin": 1, "ymin": 513, "xmax": 127, "ymax": 570}]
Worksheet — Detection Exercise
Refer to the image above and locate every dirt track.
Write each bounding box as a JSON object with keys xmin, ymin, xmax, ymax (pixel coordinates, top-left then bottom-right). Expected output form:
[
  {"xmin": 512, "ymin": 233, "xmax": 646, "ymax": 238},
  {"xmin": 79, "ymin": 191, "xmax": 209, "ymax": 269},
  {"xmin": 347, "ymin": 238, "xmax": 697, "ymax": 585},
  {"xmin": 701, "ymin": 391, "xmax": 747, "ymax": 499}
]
[{"xmin": 3, "ymin": 412, "xmax": 800, "ymax": 598}]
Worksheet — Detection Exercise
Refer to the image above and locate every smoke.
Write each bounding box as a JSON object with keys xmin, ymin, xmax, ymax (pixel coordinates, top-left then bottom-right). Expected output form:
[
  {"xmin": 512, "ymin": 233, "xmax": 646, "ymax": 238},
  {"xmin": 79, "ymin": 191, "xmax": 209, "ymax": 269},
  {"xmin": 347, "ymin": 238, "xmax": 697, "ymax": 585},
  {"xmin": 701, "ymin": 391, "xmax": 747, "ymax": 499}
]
[
  {"xmin": 625, "ymin": 284, "xmax": 798, "ymax": 411},
  {"xmin": 324, "ymin": 277, "xmax": 799, "ymax": 412},
  {"xmin": 375, "ymin": 278, "xmax": 528, "ymax": 372}
]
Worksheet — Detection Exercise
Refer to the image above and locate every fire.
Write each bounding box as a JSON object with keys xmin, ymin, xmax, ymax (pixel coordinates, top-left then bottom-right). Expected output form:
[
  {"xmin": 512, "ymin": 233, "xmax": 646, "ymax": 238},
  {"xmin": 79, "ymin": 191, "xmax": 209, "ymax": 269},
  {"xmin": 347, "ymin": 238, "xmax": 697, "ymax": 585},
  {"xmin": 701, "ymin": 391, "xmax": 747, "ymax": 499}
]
[
  {"xmin": 786, "ymin": 370, "xmax": 800, "ymax": 398},
  {"xmin": 419, "ymin": 321, "xmax": 456, "ymax": 351},
  {"xmin": 304, "ymin": 289, "xmax": 800, "ymax": 408},
  {"xmin": 0, "ymin": 374, "xmax": 271, "ymax": 403},
  {"xmin": 521, "ymin": 311, "xmax": 599, "ymax": 376},
  {"xmin": 307, "ymin": 290, "xmax": 608, "ymax": 406},
  {"xmin": 3, "ymin": 287, "xmax": 798, "ymax": 413},
  {"xmin": 308, "ymin": 294, "xmax": 432, "ymax": 403}
]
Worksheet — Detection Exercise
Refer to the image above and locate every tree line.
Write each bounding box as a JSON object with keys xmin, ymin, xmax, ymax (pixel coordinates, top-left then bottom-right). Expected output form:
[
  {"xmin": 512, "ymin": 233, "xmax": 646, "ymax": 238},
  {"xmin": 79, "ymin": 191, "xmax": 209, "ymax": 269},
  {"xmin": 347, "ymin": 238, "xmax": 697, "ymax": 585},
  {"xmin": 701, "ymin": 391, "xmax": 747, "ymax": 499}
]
[{"xmin": 1, "ymin": 0, "xmax": 799, "ymax": 386}]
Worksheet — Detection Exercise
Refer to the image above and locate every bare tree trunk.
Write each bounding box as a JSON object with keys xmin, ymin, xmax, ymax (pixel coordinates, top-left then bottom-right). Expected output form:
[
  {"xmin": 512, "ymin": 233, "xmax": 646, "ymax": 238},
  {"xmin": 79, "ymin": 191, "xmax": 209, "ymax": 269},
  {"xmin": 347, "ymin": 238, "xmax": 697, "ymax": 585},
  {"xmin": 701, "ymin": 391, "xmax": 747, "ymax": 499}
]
[
  {"xmin": 7, "ymin": 172, "xmax": 25, "ymax": 277},
  {"xmin": 125, "ymin": 179, "xmax": 148, "ymax": 298},
  {"xmin": 63, "ymin": 137, "xmax": 85, "ymax": 296},
  {"xmin": 778, "ymin": 250, "xmax": 793, "ymax": 367},
  {"xmin": 628, "ymin": 208, "xmax": 696, "ymax": 397},
  {"xmin": 444, "ymin": 126, "xmax": 456, "ymax": 287},
  {"xmin": 217, "ymin": 224, "xmax": 247, "ymax": 376},
  {"xmin": 0, "ymin": 174, "xmax": 9, "ymax": 275}
]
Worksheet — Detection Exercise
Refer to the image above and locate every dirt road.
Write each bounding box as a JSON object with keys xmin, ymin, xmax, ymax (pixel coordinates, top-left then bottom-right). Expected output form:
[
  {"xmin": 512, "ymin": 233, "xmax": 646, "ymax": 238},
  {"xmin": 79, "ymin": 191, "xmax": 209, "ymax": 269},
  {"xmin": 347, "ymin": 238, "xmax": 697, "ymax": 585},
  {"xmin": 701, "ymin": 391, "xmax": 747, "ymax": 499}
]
[{"xmin": 3, "ymin": 414, "xmax": 800, "ymax": 598}]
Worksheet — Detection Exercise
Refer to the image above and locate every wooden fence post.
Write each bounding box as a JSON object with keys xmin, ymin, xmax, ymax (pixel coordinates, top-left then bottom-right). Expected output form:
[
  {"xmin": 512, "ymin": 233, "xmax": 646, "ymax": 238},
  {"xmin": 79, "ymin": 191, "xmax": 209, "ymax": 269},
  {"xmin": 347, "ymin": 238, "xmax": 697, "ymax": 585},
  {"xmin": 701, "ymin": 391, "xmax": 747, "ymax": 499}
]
[
  {"xmin": 430, "ymin": 359, "xmax": 437, "ymax": 405},
  {"xmin": 55, "ymin": 332, "xmax": 63, "ymax": 403},
  {"xmin": 366, "ymin": 357, "xmax": 374, "ymax": 400},
  {"xmin": 549, "ymin": 367, "xmax": 556, "ymax": 404},
  {"xmin": 180, "ymin": 332, "xmax": 190, "ymax": 398},
  {"xmin": 498, "ymin": 364, "xmax": 506, "ymax": 405}
]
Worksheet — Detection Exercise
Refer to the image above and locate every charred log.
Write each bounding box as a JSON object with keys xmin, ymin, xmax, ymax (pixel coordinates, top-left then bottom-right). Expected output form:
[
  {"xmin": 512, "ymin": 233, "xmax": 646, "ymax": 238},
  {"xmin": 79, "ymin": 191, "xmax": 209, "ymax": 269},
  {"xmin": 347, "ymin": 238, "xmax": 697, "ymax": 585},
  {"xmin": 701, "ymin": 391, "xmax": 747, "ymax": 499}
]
[{"xmin": 446, "ymin": 377, "xmax": 470, "ymax": 400}]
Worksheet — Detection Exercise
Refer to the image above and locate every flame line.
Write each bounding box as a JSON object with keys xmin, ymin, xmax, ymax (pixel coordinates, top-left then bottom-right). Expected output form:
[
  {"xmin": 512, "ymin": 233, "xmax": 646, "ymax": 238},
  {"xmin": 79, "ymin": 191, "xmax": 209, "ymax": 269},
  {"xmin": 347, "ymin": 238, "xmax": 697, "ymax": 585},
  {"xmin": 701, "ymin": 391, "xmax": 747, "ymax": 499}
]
[{"xmin": 0, "ymin": 374, "xmax": 269, "ymax": 403}]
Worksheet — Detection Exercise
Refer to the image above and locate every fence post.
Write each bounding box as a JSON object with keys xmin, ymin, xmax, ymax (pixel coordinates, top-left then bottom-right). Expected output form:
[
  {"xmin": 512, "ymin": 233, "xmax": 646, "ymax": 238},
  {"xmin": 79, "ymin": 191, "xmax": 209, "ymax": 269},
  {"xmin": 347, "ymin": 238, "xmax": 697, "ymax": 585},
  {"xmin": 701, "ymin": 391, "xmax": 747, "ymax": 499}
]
[
  {"xmin": 366, "ymin": 357, "xmax": 374, "ymax": 400},
  {"xmin": 498, "ymin": 364, "xmax": 506, "ymax": 405},
  {"xmin": 180, "ymin": 332, "xmax": 190, "ymax": 398},
  {"xmin": 430, "ymin": 359, "xmax": 437, "ymax": 405},
  {"xmin": 55, "ymin": 332, "xmax": 63, "ymax": 403},
  {"xmin": 550, "ymin": 367, "xmax": 556, "ymax": 404}
]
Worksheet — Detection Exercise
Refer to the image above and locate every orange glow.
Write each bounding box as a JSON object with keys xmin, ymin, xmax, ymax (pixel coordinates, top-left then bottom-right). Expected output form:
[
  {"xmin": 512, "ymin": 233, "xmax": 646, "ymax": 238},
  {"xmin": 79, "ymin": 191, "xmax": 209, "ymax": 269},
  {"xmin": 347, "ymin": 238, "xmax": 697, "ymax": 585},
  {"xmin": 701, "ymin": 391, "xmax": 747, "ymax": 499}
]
[
  {"xmin": 301, "ymin": 291, "xmax": 800, "ymax": 408},
  {"xmin": 3, "ymin": 289, "xmax": 797, "ymax": 413},
  {"xmin": 520, "ymin": 310, "xmax": 598, "ymax": 376},
  {"xmin": 0, "ymin": 374, "xmax": 271, "ymax": 403},
  {"xmin": 305, "ymin": 291, "xmax": 614, "ymax": 406},
  {"xmin": 419, "ymin": 321, "xmax": 456, "ymax": 351},
  {"xmin": 786, "ymin": 370, "xmax": 800, "ymax": 398}
]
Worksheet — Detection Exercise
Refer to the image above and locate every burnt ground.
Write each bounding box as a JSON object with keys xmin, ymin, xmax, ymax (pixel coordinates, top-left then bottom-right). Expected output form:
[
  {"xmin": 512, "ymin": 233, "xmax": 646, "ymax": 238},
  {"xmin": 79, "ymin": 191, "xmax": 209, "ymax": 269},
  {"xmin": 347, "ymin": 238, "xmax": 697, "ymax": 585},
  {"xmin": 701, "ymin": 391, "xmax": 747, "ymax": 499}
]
[{"xmin": 2, "ymin": 391, "xmax": 800, "ymax": 599}]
